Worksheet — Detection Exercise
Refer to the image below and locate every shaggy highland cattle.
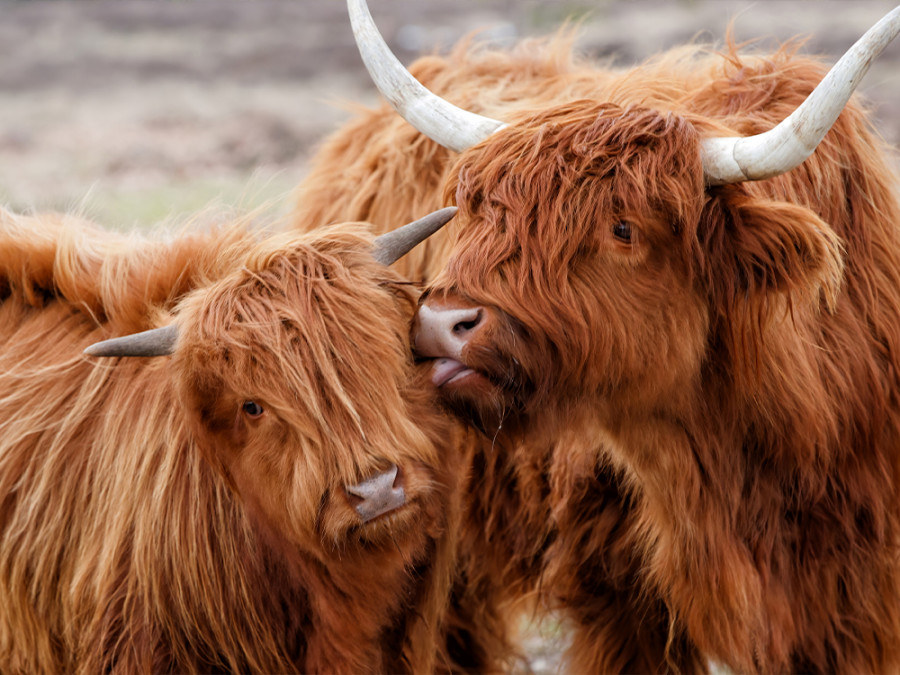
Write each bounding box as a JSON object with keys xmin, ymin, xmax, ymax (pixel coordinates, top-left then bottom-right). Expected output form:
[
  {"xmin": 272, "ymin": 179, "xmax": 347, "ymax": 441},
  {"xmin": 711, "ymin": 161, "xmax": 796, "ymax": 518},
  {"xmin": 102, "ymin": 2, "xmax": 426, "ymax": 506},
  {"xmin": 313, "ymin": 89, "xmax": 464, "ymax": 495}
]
[
  {"xmin": 295, "ymin": 2, "xmax": 900, "ymax": 672},
  {"xmin": 0, "ymin": 206, "xmax": 472, "ymax": 674},
  {"xmin": 293, "ymin": 28, "xmax": 571, "ymax": 671}
]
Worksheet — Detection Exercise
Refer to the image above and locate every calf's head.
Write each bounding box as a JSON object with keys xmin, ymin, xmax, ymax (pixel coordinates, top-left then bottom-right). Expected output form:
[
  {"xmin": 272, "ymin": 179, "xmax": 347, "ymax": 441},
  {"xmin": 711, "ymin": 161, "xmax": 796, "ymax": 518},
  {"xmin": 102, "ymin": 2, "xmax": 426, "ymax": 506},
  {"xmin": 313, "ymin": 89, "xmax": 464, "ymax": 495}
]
[{"xmin": 86, "ymin": 209, "xmax": 459, "ymax": 559}]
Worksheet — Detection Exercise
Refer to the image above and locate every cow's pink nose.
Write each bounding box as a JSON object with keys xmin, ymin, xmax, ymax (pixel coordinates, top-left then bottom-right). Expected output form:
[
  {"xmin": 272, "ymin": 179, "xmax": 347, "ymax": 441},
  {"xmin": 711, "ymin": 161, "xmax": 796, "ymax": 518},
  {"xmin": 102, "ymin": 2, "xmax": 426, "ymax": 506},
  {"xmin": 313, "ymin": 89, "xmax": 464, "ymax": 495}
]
[
  {"xmin": 414, "ymin": 303, "xmax": 485, "ymax": 360},
  {"xmin": 346, "ymin": 464, "xmax": 405, "ymax": 523}
]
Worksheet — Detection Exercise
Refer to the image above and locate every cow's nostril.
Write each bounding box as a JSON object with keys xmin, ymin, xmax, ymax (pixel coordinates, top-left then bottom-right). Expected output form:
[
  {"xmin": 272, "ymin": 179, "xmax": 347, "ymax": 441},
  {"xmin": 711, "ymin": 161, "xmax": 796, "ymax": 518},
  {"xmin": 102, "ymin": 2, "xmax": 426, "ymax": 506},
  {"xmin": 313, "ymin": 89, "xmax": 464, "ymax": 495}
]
[
  {"xmin": 453, "ymin": 309, "xmax": 483, "ymax": 335},
  {"xmin": 414, "ymin": 304, "xmax": 487, "ymax": 360}
]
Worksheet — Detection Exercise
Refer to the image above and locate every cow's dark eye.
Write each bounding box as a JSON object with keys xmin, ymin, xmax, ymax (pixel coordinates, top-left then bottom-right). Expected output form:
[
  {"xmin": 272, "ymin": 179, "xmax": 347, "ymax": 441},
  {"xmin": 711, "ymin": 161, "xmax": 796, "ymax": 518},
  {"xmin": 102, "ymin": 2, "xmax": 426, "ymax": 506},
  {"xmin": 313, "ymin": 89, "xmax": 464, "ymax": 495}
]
[
  {"xmin": 612, "ymin": 221, "xmax": 633, "ymax": 243},
  {"xmin": 242, "ymin": 401, "xmax": 264, "ymax": 418}
]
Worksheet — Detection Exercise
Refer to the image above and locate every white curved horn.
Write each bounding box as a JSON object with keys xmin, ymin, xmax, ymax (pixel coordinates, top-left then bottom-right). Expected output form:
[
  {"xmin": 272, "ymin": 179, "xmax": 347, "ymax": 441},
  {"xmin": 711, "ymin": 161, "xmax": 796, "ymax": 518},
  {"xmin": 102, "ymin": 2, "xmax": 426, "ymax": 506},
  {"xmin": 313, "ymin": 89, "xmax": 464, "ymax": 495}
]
[
  {"xmin": 84, "ymin": 325, "xmax": 178, "ymax": 358},
  {"xmin": 702, "ymin": 6, "xmax": 900, "ymax": 185},
  {"xmin": 372, "ymin": 206, "xmax": 458, "ymax": 265},
  {"xmin": 347, "ymin": 0, "xmax": 505, "ymax": 152}
]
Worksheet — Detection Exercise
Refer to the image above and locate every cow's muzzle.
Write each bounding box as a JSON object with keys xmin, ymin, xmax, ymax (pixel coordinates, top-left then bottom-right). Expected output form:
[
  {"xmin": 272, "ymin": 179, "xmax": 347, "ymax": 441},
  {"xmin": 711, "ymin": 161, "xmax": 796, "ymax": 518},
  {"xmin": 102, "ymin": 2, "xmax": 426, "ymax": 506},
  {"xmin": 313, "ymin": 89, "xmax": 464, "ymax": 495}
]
[{"xmin": 345, "ymin": 464, "xmax": 405, "ymax": 523}]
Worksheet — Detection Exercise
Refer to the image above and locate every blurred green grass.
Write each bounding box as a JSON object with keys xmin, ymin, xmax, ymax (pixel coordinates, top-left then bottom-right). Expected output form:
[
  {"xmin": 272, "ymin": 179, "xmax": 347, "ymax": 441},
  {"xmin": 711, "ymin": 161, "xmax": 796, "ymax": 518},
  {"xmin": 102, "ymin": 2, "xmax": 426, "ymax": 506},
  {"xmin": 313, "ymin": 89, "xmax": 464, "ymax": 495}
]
[
  {"xmin": 1, "ymin": 170, "xmax": 299, "ymax": 232},
  {"xmin": 94, "ymin": 173, "xmax": 297, "ymax": 231}
]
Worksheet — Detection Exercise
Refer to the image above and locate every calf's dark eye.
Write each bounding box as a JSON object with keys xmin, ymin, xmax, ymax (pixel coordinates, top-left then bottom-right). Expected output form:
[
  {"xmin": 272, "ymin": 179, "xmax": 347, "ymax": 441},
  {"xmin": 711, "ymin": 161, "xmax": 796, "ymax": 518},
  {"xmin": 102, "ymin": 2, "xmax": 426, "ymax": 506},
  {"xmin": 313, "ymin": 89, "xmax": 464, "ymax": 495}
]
[
  {"xmin": 242, "ymin": 401, "xmax": 264, "ymax": 418},
  {"xmin": 612, "ymin": 221, "xmax": 633, "ymax": 243}
]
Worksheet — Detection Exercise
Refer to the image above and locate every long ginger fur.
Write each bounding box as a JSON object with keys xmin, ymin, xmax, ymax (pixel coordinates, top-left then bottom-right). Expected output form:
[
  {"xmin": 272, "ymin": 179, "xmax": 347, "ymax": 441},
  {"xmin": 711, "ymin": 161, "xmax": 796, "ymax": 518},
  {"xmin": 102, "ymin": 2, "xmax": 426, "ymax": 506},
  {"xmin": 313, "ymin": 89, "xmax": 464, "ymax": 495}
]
[
  {"xmin": 294, "ymin": 30, "xmax": 900, "ymax": 673},
  {"xmin": 0, "ymin": 209, "xmax": 466, "ymax": 673}
]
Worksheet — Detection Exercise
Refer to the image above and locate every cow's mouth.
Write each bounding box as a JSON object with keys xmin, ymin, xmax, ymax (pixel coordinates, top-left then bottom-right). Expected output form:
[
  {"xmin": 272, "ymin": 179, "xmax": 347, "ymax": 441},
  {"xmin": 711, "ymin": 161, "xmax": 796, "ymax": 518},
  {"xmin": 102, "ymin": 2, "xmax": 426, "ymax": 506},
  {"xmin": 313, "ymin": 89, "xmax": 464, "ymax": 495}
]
[
  {"xmin": 418, "ymin": 353, "xmax": 530, "ymax": 437},
  {"xmin": 422, "ymin": 350, "xmax": 522, "ymax": 397},
  {"xmin": 430, "ymin": 357, "xmax": 484, "ymax": 387}
]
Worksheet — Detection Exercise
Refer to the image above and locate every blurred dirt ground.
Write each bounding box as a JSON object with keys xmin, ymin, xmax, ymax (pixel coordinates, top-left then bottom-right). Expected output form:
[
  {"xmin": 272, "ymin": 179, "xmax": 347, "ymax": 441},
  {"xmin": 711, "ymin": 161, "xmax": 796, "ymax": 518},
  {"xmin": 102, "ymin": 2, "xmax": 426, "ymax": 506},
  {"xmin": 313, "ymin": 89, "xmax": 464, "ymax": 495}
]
[
  {"xmin": 0, "ymin": 0, "xmax": 898, "ymax": 230},
  {"xmin": 1, "ymin": 1, "xmax": 898, "ymax": 672}
]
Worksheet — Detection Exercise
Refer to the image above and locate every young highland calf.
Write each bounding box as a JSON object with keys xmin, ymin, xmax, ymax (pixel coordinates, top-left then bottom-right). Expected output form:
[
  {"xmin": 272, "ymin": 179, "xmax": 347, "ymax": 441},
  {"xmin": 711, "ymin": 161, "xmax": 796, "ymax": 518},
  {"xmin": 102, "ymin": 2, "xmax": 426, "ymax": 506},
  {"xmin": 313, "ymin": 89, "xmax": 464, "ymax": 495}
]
[
  {"xmin": 297, "ymin": 3, "xmax": 900, "ymax": 673},
  {"xmin": 0, "ymin": 206, "xmax": 466, "ymax": 674}
]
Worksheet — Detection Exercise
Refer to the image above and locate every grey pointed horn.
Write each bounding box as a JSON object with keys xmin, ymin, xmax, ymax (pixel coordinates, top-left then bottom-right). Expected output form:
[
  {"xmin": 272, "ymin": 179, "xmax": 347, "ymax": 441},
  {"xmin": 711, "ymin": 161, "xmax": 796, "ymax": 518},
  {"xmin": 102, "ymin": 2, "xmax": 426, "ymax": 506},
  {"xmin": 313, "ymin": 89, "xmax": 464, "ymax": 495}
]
[
  {"xmin": 372, "ymin": 206, "xmax": 457, "ymax": 266},
  {"xmin": 84, "ymin": 325, "xmax": 178, "ymax": 358},
  {"xmin": 702, "ymin": 6, "xmax": 900, "ymax": 185},
  {"xmin": 347, "ymin": 0, "xmax": 505, "ymax": 152}
]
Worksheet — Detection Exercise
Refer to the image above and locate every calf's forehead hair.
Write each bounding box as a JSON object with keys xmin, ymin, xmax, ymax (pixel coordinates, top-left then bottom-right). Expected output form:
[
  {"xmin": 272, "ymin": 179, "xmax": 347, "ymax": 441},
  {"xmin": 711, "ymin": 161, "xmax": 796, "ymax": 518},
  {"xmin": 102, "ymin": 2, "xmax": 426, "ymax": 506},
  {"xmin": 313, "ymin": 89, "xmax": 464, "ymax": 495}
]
[{"xmin": 175, "ymin": 224, "xmax": 420, "ymax": 439}]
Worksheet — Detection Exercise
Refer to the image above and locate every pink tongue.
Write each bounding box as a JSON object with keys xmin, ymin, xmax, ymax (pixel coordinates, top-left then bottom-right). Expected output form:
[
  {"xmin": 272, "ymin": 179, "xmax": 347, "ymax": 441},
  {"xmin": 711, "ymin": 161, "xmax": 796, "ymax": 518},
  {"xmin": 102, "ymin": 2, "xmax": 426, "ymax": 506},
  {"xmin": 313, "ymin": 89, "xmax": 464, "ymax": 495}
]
[{"xmin": 431, "ymin": 358, "xmax": 468, "ymax": 386}]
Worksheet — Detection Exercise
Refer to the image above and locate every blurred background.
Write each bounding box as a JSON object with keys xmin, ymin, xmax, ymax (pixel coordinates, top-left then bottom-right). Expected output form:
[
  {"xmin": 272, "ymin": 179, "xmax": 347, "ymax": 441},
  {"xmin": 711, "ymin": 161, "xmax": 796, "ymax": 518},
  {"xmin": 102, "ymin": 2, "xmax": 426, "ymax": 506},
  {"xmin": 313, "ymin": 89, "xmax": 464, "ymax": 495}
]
[{"xmin": 0, "ymin": 0, "xmax": 897, "ymax": 229}]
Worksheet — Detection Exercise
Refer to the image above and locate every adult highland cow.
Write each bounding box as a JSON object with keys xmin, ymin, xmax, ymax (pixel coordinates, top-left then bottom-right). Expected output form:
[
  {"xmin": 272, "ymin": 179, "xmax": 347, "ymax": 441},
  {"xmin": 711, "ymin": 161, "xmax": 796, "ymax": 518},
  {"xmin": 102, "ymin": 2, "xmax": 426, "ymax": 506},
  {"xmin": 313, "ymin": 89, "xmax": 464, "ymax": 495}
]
[
  {"xmin": 304, "ymin": 2, "xmax": 900, "ymax": 672},
  {"xmin": 0, "ymin": 206, "xmax": 470, "ymax": 674}
]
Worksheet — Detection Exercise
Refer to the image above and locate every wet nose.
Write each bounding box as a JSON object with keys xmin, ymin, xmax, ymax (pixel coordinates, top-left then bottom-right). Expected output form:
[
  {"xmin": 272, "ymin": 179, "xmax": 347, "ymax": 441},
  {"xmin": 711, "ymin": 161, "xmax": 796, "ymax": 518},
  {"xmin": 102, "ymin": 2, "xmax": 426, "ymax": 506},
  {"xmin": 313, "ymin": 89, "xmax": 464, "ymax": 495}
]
[
  {"xmin": 346, "ymin": 464, "xmax": 405, "ymax": 523},
  {"xmin": 414, "ymin": 302, "xmax": 485, "ymax": 360}
]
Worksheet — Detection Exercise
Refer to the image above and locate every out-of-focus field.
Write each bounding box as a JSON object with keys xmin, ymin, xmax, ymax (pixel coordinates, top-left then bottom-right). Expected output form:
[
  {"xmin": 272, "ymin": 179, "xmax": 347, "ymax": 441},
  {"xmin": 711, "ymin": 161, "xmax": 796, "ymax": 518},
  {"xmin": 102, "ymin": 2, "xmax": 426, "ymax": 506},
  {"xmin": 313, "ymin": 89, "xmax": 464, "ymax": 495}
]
[
  {"xmin": 0, "ymin": 0, "xmax": 898, "ymax": 231},
  {"xmin": 0, "ymin": 1, "xmax": 897, "ymax": 671}
]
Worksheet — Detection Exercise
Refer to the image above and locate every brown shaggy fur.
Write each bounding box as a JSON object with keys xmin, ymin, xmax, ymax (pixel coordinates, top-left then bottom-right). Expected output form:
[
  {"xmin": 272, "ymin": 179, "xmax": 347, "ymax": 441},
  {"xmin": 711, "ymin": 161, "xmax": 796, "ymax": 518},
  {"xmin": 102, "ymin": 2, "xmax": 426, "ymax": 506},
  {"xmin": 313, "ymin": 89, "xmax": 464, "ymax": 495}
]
[
  {"xmin": 292, "ymin": 39, "xmax": 607, "ymax": 671},
  {"xmin": 0, "ymin": 208, "xmax": 468, "ymax": 674},
  {"xmin": 294, "ymin": 32, "xmax": 900, "ymax": 673}
]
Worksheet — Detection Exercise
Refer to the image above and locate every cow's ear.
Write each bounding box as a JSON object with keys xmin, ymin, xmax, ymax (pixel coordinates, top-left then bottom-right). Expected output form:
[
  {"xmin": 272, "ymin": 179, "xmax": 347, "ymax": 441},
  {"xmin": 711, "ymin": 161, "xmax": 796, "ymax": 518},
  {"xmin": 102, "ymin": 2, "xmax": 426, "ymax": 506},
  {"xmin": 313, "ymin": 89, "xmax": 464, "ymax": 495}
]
[{"xmin": 697, "ymin": 186, "xmax": 844, "ymax": 319}]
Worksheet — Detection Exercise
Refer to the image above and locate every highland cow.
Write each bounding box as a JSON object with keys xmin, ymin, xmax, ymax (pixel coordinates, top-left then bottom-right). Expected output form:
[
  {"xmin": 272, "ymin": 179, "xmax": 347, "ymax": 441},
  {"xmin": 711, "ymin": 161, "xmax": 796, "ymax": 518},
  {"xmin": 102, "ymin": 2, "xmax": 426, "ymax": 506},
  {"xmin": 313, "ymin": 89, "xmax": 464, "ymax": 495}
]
[
  {"xmin": 296, "ymin": 3, "xmax": 900, "ymax": 672},
  {"xmin": 0, "ymin": 205, "xmax": 470, "ymax": 674},
  {"xmin": 292, "ymin": 29, "xmax": 574, "ymax": 672}
]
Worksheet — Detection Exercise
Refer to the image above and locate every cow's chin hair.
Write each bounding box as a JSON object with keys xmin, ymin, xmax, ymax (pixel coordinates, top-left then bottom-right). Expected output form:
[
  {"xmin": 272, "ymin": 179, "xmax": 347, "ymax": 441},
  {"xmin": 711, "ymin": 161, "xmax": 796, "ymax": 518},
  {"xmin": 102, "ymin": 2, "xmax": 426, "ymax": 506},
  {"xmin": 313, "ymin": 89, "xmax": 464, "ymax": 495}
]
[
  {"xmin": 437, "ymin": 377, "xmax": 521, "ymax": 438},
  {"xmin": 434, "ymin": 344, "xmax": 541, "ymax": 440}
]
